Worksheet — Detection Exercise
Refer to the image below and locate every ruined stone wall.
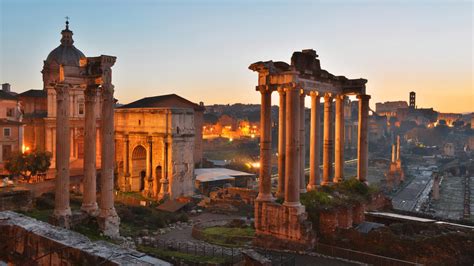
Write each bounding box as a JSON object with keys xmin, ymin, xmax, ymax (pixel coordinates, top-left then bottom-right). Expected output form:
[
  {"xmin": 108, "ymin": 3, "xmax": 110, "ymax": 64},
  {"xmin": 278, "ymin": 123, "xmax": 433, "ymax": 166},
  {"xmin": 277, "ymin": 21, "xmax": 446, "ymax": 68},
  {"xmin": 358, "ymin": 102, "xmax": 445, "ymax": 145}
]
[
  {"xmin": 254, "ymin": 201, "xmax": 315, "ymax": 250},
  {"xmin": 0, "ymin": 211, "xmax": 169, "ymax": 265},
  {"xmin": 0, "ymin": 189, "xmax": 32, "ymax": 211}
]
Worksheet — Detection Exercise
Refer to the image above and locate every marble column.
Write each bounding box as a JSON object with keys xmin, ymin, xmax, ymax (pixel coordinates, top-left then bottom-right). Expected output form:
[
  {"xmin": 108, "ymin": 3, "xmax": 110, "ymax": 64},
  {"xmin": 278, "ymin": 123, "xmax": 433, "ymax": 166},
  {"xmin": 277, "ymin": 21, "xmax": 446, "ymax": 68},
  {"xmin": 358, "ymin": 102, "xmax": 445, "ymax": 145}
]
[
  {"xmin": 357, "ymin": 95, "xmax": 370, "ymax": 182},
  {"xmin": 81, "ymin": 85, "xmax": 99, "ymax": 215},
  {"xmin": 322, "ymin": 93, "xmax": 333, "ymax": 185},
  {"xmin": 277, "ymin": 88, "xmax": 286, "ymax": 198},
  {"xmin": 299, "ymin": 92, "xmax": 306, "ymax": 193},
  {"xmin": 52, "ymin": 83, "xmax": 72, "ymax": 227},
  {"xmin": 307, "ymin": 92, "xmax": 320, "ymax": 190},
  {"xmin": 334, "ymin": 95, "xmax": 345, "ymax": 183},
  {"xmin": 284, "ymin": 86, "xmax": 301, "ymax": 207},
  {"xmin": 98, "ymin": 84, "xmax": 120, "ymax": 238},
  {"xmin": 256, "ymin": 86, "xmax": 273, "ymax": 201},
  {"xmin": 148, "ymin": 136, "xmax": 155, "ymax": 197}
]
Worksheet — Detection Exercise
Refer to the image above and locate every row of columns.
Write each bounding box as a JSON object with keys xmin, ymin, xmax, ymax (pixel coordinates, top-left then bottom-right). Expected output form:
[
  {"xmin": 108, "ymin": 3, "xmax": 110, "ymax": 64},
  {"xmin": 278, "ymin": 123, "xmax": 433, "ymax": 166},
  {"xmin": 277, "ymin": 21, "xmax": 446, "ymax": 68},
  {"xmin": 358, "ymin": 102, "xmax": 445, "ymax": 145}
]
[
  {"xmin": 257, "ymin": 85, "xmax": 370, "ymax": 206},
  {"xmin": 53, "ymin": 81, "xmax": 119, "ymax": 237}
]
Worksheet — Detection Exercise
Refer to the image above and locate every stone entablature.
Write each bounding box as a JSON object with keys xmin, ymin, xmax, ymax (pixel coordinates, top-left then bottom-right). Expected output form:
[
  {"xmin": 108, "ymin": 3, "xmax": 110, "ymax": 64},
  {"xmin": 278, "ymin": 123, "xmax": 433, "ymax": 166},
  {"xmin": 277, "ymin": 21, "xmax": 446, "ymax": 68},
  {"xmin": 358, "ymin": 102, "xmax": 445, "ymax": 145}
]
[{"xmin": 115, "ymin": 107, "xmax": 195, "ymax": 200}]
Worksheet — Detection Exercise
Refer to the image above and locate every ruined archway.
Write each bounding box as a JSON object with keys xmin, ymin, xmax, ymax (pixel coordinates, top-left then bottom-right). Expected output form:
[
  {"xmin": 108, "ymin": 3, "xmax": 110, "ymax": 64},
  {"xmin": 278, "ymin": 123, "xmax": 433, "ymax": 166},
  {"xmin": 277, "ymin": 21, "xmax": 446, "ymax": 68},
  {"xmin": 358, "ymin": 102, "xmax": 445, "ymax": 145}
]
[{"xmin": 131, "ymin": 145, "xmax": 147, "ymax": 191}]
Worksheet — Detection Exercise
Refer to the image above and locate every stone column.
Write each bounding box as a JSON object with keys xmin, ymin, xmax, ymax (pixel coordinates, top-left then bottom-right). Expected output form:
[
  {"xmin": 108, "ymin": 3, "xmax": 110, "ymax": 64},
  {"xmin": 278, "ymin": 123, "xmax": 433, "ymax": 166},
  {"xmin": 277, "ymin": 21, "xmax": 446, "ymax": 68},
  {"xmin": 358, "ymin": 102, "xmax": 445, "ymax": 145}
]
[
  {"xmin": 81, "ymin": 85, "xmax": 99, "ymax": 215},
  {"xmin": 277, "ymin": 88, "xmax": 286, "ymax": 198},
  {"xmin": 159, "ymin": 137, "xmax": 170, "ymax": 199},
  {"xmin": 322, "ymin": 93, "xmax": 333, "ymax": 185},
  {"xmin": 357, "ymin": 95, "xmax": 370, "ymax": 182},
  {"xmin": 124, "ymin": 135, "xmax": 131, "ymax": 191},
  {"xmin": 148, "ymin": 136, "xmax": 155, "ymax": 197},
  {"xmin": 396, "ymin": 135, "xmax": 401, "ymax": 161},
  {"xmin": 98, "ymin": 83, "xmax": 120, "ymax": 238},
  {"xmin": 299, "ymin": 92, "xmax": 306, "ymax": 193},
  {"xmin": 307, "ymin": 92, "xmax": 320, "ymax": 190},
  {"xmin": 52, "ymin": 83, "xmax": 72, "ymax": 227},
  {"xmin": 256, "ymin": 86, "xmax": 273, "ymax": 201},
  {"xmin": 334, "ymin": 95, "xmax": 345, "ymax": 183},
  {"xmin": 284, "ymin": 86, "xmax": 301, "ymax": 207}
]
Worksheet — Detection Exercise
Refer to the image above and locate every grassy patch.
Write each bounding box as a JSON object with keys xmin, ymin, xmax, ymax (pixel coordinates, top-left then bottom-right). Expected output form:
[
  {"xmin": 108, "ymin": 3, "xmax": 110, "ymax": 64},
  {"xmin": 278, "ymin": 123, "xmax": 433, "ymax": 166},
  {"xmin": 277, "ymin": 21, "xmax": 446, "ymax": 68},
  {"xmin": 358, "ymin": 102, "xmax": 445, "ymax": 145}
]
[
  {"xmin": 18, "ymin": 209, "xmax": 52, "ymax": 222},
  {"xmin": 116, "ymin": 203, "xmax": 188, "ymax": 237},
  {"xmin": 201, "ymin": 226, "xmax": 255, "ymax": 247},
  {"xmin": 137, "ymin": 245, "xmax": 228, "ymax": 264}
]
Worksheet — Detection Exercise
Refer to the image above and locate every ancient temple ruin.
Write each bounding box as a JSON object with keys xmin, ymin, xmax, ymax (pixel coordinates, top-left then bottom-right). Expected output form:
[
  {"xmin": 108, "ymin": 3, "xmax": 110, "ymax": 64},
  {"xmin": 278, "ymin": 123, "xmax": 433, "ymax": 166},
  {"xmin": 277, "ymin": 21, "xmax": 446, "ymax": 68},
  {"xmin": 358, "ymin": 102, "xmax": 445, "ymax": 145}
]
[
  {"xmin": 42, "ymin": 21, "xmax": 120, "ymax": 237},
  {"xmin": 249, "ymin": 49, "xmax": 370, "ymax": 249}
]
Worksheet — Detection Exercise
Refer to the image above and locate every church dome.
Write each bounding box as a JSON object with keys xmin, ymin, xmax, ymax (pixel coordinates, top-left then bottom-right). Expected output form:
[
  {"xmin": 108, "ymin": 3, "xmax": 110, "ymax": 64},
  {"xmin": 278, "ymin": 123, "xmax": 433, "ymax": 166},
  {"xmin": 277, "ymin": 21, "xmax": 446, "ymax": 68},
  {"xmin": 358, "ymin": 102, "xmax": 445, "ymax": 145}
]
[{"xmin": 45, "ymin": 20, "xmax": 85, "ymax": 67}]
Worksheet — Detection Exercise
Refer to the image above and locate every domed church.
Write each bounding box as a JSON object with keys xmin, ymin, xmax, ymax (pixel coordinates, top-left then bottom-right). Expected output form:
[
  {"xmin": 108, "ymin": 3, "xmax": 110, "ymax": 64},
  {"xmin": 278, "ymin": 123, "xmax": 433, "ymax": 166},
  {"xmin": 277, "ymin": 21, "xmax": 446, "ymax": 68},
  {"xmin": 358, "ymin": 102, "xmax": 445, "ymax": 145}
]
[{"xmin": 22, "ymin": 21, "xmax": 103, "ymax": 167}]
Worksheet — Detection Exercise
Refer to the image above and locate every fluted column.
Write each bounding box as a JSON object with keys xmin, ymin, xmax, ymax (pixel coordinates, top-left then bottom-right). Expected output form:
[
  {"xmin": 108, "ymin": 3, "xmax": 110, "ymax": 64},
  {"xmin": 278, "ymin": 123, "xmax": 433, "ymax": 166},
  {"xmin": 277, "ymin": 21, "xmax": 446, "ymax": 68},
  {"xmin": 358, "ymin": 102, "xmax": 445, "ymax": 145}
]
[
  {"xmin": 99, "ymin": 83, "xmax": 120, "ymax": 237},
  {"xmin": 322, "ymin": 93, "xmax": 333, "ymax": 185},
  {"xmin": 357, "ymin": 94, "xmax": 370, "ymax": 182},
  {"xmin": 277, "ymin": 88, "xmax": 286, "ymax": 198},
  {"xmin": 284, "ymin": 86, "xmax": 301, "ymax": 207},
  {"xmin": 307, "ymin": 92, "xmax": 320, "ymax": 190},
  {"xmin": 53, "ymin": 83, "xmax": 72, "ymax": 227},
  {"xmin": 299, "ymin": 92, "xmax": 306, "ymax": 193},
  {"xmin": 256, "ymin": 86, "xmax": 273, "ymax": 201},
  {"xmin": 81, "ymin": 85, "xmax": 99, "ymax": 215},
  {"xmin": 334, "ymin": 95, "xmax": 345, "ymax": 183}
]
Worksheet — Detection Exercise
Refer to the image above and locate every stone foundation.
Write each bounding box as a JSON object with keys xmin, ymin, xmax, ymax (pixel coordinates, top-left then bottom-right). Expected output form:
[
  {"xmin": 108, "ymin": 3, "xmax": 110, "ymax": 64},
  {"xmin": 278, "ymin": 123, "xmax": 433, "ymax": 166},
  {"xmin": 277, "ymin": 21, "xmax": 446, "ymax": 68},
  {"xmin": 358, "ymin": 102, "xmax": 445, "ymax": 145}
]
[
  {"xmin": 253, "ymin": 201, "xmax": 315, "ymax": 250},
  {"xmin": 0, "ymin": 188, "xmax": 32, "ymax": 211}
]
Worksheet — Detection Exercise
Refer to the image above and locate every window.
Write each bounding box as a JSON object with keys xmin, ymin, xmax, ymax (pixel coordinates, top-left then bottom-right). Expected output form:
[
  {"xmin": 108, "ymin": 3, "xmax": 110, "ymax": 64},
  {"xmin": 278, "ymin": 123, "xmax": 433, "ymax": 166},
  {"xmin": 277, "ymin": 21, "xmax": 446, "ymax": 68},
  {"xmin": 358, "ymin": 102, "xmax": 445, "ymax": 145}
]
[
  {"xmin": 6, "ymin": 108, "xmax": 14, "ymax": 117},
  {"xmin": 78, "ymin": 103, "xmax": 85, "ymax": 115},
  {"xmin": 3, "ymin": 128, "xmax": 11, "ymax": 137}
]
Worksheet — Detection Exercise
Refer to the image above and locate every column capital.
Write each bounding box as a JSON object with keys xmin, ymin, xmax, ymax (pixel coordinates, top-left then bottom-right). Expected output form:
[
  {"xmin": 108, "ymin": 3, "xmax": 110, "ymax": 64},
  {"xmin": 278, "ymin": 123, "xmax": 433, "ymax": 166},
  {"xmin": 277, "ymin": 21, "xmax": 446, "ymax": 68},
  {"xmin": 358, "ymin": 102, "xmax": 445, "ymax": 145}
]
[
  {"xmin": 335, "ymin": 94, "xmax": 347, "ymax": 100},
  {"xmin": 277, "ymin": 87, "xmax": 286, "ymax": 95},
  {"xmin": 256, "ymin": 85, "xmax": 272, "ymax": 94},
  {"xmin": 101, "ymin": 85, "xmax": 115, "ymax": 99},
  {"xmin": 357, "ymin": 94, "xmax": 371, "ymax": 101},
  {"xmin": 53, "ymin": 83, "xmax": 71, "ymax": 94},
  {"xmin": 323, "ymin": 93, "xmax": 333, "ymax": 101},
  {"xmin": 309, "ymin": 91, "xmax": 320, "ymax": 98},
  {"xmin": 85, "ymin": 85, "xmax": 99, "ymax": 102}
]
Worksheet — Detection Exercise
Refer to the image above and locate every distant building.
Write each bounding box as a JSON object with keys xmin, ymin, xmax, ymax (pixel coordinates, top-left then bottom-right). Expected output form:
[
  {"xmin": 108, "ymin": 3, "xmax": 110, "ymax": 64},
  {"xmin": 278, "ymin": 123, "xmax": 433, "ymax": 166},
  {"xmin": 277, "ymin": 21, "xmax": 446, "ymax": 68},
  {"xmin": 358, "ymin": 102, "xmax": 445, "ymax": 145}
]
[
  {"xmin": 115, "ymin": 94, "xmax": 204, "ymax": 200},
  {"xmin": 0, "ymin": 83, "xmax": 24, "ymax": 173},
  {"xmin": 194, "ymin": 168, "xmax": 256, "ymax": 195},
  {"xmin": 375, "ymin": 101, "xmax": 408, "ymax": 118},
  {"xmin": 437, "ymin": 113, "xmax": 463, "ymax": 127},
  {"xmin": 409, "ymin": 91, "xmax": 416, "ymax": 108}
]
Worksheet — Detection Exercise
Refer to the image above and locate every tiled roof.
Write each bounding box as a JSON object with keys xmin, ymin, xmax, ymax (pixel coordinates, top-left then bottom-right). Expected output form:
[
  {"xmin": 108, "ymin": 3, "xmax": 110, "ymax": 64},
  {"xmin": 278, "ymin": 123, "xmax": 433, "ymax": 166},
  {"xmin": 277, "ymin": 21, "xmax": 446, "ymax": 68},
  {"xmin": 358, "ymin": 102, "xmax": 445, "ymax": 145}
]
[
  {"xmin": 119, "ymin": 94, "xmax": 205, "ymax": 111},
  {"xmin": 18, "ymin": 89, "xmax": 46, "ymax": 98},
  {"xmin": 0, "ymin": 91, "xmax": 17, "ymax": 100}
]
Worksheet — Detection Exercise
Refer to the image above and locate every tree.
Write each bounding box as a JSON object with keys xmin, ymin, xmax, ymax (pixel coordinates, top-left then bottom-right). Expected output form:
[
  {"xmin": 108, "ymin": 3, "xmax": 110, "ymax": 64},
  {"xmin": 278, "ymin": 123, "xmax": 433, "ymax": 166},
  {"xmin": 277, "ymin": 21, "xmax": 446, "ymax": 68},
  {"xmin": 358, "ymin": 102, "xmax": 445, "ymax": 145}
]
[{"xmin": 4, "ymin": 151, "xmax": 52, "ymax": 181}]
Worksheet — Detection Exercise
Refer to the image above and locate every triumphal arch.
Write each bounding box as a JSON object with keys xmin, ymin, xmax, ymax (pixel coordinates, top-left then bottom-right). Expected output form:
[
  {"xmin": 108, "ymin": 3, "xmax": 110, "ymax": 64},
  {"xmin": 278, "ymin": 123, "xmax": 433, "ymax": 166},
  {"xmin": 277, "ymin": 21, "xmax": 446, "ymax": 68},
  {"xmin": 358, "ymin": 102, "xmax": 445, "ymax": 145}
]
[{"xmin": 249, "ymin": 49, "xmax": 370, "ymax": 249}]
